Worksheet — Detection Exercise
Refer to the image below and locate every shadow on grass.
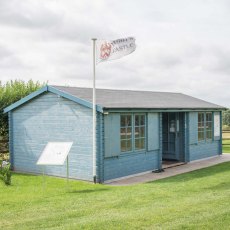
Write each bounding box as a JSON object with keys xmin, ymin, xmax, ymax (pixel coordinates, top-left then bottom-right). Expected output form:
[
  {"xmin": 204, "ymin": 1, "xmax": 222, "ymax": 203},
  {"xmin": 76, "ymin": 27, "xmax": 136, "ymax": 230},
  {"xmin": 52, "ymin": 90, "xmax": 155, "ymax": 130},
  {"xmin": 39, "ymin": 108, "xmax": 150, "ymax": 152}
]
[
  {"xmin": 68, "ymin": 188, "xmax": 109, "ymax": 194},
  {"xmin": 147, "ymin": 162, "xmax": 230, "ymax": 184},
  {"xmin": 204, "ymin": 182, "xmax": 230, "ymax": 191}
]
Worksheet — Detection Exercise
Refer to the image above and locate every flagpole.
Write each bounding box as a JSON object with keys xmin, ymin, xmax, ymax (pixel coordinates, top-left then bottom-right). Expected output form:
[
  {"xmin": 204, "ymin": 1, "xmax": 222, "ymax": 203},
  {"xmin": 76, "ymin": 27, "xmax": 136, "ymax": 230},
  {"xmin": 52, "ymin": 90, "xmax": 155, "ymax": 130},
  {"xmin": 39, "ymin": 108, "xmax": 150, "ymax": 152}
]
[{"xmin": 92, "ymin": 38, "xmax": 97, "ymax": 184}]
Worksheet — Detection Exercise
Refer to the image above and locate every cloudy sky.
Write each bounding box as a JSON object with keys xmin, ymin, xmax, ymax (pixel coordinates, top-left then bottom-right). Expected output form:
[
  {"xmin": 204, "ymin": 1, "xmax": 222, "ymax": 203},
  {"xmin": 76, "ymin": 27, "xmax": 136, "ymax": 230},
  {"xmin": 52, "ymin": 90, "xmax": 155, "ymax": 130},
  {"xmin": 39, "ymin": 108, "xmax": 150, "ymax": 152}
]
[{"xmin": 0, "ymin": 0, "xmax": 229, "ymax": 107}]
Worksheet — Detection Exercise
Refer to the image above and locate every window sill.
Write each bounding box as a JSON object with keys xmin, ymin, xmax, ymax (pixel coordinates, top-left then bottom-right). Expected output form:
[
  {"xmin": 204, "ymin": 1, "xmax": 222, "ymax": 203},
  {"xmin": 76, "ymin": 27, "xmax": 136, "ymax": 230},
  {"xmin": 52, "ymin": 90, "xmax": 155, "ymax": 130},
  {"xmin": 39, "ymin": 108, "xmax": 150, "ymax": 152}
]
[
  {"xmin": 197, "ymin": 139, "xmax": 216, "ymax": 145},
  {"xmin": 104, "ymin": 149, "xmax": 159, "ymax": 159},
  {"xmin": 119, "ymin": 150, "xmax": 147, "ymax": 158}
]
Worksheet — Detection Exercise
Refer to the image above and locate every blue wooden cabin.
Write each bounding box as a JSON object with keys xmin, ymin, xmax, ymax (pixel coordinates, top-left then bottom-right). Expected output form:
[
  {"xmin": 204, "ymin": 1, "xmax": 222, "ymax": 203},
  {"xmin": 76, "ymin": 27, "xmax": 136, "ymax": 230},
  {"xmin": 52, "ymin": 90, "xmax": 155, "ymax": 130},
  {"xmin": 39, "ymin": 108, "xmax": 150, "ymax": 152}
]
[{"xmin": 4, "ymin": 85, "xmax": 224, "ymax": 183}]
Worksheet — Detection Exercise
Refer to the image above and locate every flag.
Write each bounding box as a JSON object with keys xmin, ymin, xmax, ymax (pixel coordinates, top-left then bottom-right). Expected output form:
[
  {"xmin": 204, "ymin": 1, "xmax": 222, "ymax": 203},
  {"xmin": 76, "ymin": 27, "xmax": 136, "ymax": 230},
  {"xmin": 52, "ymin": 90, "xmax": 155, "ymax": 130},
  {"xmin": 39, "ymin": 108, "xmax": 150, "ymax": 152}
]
[{"xmin": 96, "ymin": 37, "xmax": 136, "ymax": 64}]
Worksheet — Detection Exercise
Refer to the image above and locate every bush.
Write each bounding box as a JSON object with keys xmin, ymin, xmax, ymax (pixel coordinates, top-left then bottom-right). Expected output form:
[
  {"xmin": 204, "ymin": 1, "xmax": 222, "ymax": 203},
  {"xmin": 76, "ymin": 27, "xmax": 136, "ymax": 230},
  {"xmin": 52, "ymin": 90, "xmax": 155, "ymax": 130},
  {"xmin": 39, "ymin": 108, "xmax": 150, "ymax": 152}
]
[{"xmin": 0, "ymin": 160, "xmax": 11, "ymax": 185}]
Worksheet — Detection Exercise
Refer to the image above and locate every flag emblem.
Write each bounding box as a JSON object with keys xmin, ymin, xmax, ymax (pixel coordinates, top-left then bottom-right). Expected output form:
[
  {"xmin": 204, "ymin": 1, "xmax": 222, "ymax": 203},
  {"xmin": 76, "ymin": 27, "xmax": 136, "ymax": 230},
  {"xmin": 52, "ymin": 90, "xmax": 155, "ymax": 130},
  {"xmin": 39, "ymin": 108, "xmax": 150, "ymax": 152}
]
[{"xmin": 100, "ymin": 42, "xmax": 112, "ymax": 60}]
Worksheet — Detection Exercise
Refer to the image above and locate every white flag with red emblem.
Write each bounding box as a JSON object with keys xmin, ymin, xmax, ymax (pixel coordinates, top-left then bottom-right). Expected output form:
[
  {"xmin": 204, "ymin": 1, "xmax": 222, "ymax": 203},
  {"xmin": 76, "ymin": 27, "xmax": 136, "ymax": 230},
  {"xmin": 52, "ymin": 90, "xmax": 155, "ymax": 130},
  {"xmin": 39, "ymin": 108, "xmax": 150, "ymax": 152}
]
[{"xmin": 96, "ymin": 37, "xmax": 136, "ymax": 64}]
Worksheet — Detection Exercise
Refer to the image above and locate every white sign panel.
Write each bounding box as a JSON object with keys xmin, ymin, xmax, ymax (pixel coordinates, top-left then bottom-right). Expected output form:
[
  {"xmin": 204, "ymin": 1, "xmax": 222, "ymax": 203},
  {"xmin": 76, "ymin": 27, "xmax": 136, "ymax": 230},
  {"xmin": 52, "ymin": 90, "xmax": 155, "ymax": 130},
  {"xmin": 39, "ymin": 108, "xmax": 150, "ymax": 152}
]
[
  {"xmin": 37, "ymin": 142, "xmax": 73, "ymax": 165},
  {"xmin": 214, "ymin": 114, "xmax": 220, "ymax": 137}
]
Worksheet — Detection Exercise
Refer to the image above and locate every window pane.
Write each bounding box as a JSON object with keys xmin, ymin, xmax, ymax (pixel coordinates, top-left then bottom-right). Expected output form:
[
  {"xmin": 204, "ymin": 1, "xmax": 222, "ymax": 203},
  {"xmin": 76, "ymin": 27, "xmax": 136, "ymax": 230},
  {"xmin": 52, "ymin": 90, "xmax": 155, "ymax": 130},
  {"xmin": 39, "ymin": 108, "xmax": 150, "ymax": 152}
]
[
  {"xmin": 135, "ymin": 138, "xmax": 145, "ymax": 150},
  {"xmin": 140, "ymin": 115, "xmax": 145, "ymax": 126},
  {"xmin": 120, "ymin": 115, "xmax": 126, "ymax": 127},
  {"xmin": 206, "ymin": 112, "xmax": 212, "ymax": 122},
  {"xmin": 206, "ymin": 131, "xmax": 212, "ymax": 140},
  {"xmin": 126, "ymin": 115, "xmax": 132, "ymax": 127},
  {"xmin": 198, "ymin": 127, "xmax": 203, "ymax": 132},
  {"xmin": 121, "ymin": 140, "xmax": 126, "ymax": 152},
  {"xmin": 140, "ymin": 127, "xmax": 145, "ymax": 137},
  {"xmin": 206, "ymin": 113, "xmax": 212, "ymax": 140},
  {"xmin": 135, "ymin": 127, "xmax": 139, "ymax": 138},
  {"xmin": 198, "ymin": 113, "xmax": 204, "ymax": 122},
  {"xmin": 140, "ymin": 138, "xmax": 145, "ymax": 149},
  {"xmin": 134, "ymin": 114, "xmax": 146, "ymax": 151},
  {"xmin": 126, "ymin": 128, "xmax": 132, "ymax": 139},
  {"xmin": 120, "ymin": 128, "xmax": 126, "ymax": 139},
  {"xmin": 126, "ymin": 139, "xmax": 132, "ymax": 151},
  {"xmin": 135, "ymin": 115, "xmax": 139, "ymax": 126},
  {"xmin": 198, "ymin": 122, "xmax": 204, "ymax": 128},
  {"xmin": 198, "ymin": 113, "xmax": 205, "ymax": 141},
  {"xmin": 198, "ymin": 132, "xmax": 204, "ymax": 141},
  {"xmin": 120, "ymin": 114, "xmax": 133, "ymax": 152},
  {"xmin": 135, "ymin": 139, "xmax": 140, "ymax": 150},
  {"xmin": 206, "ymin": 123, "xmax": 212, "ymax": 130}
]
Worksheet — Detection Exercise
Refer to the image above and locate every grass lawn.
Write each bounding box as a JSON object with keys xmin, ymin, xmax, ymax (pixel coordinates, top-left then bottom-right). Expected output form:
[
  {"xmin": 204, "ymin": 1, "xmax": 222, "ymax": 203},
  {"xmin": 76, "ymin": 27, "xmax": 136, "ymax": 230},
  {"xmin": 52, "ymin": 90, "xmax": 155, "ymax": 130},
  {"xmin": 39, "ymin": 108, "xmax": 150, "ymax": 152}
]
[
  {"xmin": 223, "ymin": 139, "xmax": 230, "ymax": 153},
  {"xmin": 1, "ymin": 163, "xmax": 230, "ymax": 230}
]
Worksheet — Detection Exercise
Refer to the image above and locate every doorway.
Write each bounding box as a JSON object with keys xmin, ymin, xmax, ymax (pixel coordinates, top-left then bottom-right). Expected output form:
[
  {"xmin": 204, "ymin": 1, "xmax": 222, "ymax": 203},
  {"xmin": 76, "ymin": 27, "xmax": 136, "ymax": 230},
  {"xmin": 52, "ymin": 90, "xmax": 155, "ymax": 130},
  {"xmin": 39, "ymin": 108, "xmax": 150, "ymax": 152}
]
[{"xmin": 162, "ymin": 112, "xmax": 185, "ymax": 163}]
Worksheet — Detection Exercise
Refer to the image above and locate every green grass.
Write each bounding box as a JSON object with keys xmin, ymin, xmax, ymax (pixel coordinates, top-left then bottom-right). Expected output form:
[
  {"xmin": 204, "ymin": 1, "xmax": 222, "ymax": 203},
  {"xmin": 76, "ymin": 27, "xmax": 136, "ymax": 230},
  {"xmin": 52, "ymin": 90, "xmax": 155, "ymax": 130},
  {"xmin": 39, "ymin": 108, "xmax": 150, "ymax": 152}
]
[
  {"xmin": 223, "ymin": 139, "xmax": 230, "ymax": 153},
  {"xmin": 1, "ymin": 163, "xmax": 230, "ymax": 230}
]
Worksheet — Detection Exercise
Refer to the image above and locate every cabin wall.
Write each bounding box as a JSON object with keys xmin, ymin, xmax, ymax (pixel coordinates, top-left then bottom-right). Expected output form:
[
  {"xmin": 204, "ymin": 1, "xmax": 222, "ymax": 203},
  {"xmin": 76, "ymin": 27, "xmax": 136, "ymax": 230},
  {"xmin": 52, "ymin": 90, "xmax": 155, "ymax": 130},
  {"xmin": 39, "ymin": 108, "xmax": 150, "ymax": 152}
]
[
  {"xmin": 104, "ymin": 151, "xmax": 160, "ymax": 181},
  {"xmin": 10, "ymin": 92, "xmax": 95, "ymax": 181},
  {"xmin": 188, "ymin": 111, "xmax": 221, "ymax": 161},
  {"xmin": 103, "ymin": 112, "xmax": 160, "ymax": 181}
]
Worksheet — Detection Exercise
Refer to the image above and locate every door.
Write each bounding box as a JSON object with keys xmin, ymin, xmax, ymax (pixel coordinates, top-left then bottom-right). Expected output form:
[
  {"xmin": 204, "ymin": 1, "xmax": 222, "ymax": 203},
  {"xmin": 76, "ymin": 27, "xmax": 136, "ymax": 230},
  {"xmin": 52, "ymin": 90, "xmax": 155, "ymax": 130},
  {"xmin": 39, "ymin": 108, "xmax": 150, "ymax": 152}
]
[{"xmin": 162, "ymin": 112, "xmax": 185, "ymax": 161}]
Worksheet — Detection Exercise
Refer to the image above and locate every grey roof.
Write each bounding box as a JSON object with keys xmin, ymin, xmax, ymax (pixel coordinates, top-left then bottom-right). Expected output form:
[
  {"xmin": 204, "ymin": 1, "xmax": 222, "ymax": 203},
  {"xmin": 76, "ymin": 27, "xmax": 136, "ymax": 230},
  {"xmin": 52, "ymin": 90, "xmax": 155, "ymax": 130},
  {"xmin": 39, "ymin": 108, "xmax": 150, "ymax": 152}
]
[{"xmin": 52, "ymin": 85, "xmax": 224, "ymax": 110}]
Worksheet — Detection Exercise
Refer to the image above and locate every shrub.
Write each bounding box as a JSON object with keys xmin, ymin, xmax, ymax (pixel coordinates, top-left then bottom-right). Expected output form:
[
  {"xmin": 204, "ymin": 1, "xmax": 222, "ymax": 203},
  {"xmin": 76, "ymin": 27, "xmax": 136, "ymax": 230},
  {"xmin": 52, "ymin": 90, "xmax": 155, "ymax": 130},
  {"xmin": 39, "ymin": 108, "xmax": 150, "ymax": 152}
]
[{"xmin": 0, "ymin": 160, "xmax": 11, "ymax": 185}]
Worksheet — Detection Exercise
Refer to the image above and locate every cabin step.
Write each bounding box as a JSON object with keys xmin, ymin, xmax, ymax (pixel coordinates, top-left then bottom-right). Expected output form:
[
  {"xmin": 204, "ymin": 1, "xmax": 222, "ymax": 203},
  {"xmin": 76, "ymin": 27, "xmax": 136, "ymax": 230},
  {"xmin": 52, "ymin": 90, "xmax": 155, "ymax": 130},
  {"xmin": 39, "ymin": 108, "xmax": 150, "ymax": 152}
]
[{"xmin": 162, "ymin": 161, "xmax": 186, "ymax": 169}]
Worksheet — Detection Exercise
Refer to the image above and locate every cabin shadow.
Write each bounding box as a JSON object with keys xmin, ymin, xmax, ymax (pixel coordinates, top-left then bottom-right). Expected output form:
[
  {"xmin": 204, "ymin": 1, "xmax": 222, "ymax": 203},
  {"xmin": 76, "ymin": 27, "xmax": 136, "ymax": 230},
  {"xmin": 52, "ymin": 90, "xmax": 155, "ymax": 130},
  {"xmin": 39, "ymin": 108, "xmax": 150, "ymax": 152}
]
[
  {"xmin": 147, "ymin": 162, "xmax": 229, "ymax": 184},
  {"xmin": 67, "ymin": 188, "xmax": 109, "ymax": 194}
]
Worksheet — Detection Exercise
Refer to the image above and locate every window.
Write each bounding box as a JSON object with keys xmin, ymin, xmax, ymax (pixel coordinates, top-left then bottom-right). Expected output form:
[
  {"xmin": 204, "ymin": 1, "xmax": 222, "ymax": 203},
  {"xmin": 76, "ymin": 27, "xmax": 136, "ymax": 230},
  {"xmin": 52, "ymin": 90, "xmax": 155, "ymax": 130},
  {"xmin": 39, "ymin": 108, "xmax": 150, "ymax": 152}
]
[
  {"xmin": 120, "ymin": 115, "xmax": 132, "ymax": 152},
  {"xmin": 198, "ymin": 113, "xmax": 205, "ymax": 141},
  {"xmin": 198, "ymin": 112, "xmax": 213, "ymax": 141},
  {"xmin": 206, "ymin": 112, "xmax": 213, "ymax": 140},
  {"xmin": 135, "ymin": 114, "xmax": 146, "ymax": 150},
  {"xmin": 120, "ymin": 114, "xmax": 146, "ymax": 153}
]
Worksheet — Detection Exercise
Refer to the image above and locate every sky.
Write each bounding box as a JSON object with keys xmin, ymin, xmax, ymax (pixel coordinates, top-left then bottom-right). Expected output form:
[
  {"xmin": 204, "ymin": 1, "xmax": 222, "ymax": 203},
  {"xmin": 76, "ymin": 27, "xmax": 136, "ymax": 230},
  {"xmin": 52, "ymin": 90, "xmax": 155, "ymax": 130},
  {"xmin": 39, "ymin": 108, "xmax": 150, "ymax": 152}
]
[{"xmin": 0, "ymin": 0, "xmax": 229, "ymax": 107}]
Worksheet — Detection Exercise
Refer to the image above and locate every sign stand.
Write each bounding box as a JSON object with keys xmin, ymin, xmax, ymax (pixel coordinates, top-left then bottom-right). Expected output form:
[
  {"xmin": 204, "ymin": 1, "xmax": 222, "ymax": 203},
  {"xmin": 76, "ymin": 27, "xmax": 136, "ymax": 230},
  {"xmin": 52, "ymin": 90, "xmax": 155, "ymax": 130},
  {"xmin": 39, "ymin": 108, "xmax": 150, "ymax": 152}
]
[
  {"xmin": 42, "ymin": 166, "xmax": 46, "ymax": 195},
  {"xmin": 36, "ymin": 142, "xmax": 73, "ymax": 192},
  {"xmin": 66, "ymin": 155, "xmax": 69, "ymax": 190}
]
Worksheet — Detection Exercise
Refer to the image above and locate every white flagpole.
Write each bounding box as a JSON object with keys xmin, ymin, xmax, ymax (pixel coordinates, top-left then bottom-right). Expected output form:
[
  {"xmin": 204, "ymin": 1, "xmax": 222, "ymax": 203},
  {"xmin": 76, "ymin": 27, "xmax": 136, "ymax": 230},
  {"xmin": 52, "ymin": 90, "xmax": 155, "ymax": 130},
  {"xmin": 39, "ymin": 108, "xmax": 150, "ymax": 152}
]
[{"xmin": 92, "ymin": 38, "xmax": 97, "ymax": 183}]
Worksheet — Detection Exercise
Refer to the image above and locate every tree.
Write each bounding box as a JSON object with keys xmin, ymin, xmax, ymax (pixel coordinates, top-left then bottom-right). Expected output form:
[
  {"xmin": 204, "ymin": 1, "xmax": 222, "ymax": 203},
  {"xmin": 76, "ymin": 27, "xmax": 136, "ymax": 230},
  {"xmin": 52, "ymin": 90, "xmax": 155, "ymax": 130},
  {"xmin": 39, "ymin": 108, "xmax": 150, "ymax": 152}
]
[
  {"xmin": 0, "ymin": 80, "xmax": 45, "ymax": 138},
  {"xmin": 223, "ymin": 109, "xmax": 230, "ymax": 127}
]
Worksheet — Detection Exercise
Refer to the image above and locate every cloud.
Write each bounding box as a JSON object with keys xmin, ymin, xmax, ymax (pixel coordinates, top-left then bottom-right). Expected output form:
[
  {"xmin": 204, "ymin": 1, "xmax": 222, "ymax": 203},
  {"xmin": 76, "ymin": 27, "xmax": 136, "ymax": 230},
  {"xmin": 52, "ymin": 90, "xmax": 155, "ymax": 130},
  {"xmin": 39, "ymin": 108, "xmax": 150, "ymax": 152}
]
[
  {"xmin": 0, "ymin": 45, "xmax": 23, "ymax": 69},
  {"xmin": 0, "ymin": 0, "xmax": 229, "ymax": 107},
  {"xmin": 0, "ymin": 1, "xmax": 62, "ymax": 29}
]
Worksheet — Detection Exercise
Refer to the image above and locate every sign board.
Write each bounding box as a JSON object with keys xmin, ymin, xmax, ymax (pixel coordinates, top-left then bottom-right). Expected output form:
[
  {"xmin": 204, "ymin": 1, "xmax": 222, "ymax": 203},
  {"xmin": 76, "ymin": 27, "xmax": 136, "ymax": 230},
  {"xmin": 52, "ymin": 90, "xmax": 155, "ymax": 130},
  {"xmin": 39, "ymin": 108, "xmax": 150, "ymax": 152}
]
[
  {"xmin": 37, "ymin": 142, "xmax": 73, "ymax": 165},
  {"xmin": 214, "ymin": 114, "xmax": 220, "ymax": 138}
]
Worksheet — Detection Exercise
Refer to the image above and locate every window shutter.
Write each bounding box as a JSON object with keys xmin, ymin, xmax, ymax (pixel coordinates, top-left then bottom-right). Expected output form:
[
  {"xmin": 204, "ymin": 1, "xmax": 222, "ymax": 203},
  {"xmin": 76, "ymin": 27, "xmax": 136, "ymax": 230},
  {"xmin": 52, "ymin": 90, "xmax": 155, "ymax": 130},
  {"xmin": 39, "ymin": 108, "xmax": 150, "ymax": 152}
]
[
  {"xmin": 147, "ymin": 113, "xmax": 159, "ymax": 151},
  {"xmin": 104, "ymin": 113, "xmax": 120, "ymax": 158},
  {"xmin": 214, "ymin": 112, "xmax": 221, "ymax": 141},
  {"xmin": 189, "ymin": 112, "xmax": 198, "ymax": 144}
]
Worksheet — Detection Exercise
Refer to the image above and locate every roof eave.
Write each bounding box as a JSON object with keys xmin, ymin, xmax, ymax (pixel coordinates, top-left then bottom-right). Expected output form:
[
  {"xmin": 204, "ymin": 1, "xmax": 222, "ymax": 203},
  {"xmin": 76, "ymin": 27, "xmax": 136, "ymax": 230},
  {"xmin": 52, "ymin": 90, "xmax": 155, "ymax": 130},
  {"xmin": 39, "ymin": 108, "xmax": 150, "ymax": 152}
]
[
  {"xmin": 103, "ymin": 107, "xmax": 225, "ymax": 111},
  {"xmin": 3, "ymin": 85, "xmax": 103, "ymax": 114},
  {"xmin": 48, "ymin": 86, "xmax": 103, "ymax": 113},
  {"xmin": 3, "ymin": 86, "xmax": 49, "ymax": 113}
]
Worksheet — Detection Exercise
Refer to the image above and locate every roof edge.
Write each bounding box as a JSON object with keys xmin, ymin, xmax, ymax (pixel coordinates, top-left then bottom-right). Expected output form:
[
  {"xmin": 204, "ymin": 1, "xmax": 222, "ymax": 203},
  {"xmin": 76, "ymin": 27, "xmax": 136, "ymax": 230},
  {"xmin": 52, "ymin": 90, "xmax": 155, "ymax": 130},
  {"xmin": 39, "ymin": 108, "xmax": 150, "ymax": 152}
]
[
  {"xmin": 103, "ymin": 107, "xmax": 226, "ymax": 112},
  {"xmin": 4, "ymin": 85, "xmax": 103, "ymax": 113},
  {"xmin": 48, "ymin": 86, "xmax": 103, "ymax": 113},
  {"xmin": 4, "ymin": 86, "xmax": 49, "ymax": 113}
]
